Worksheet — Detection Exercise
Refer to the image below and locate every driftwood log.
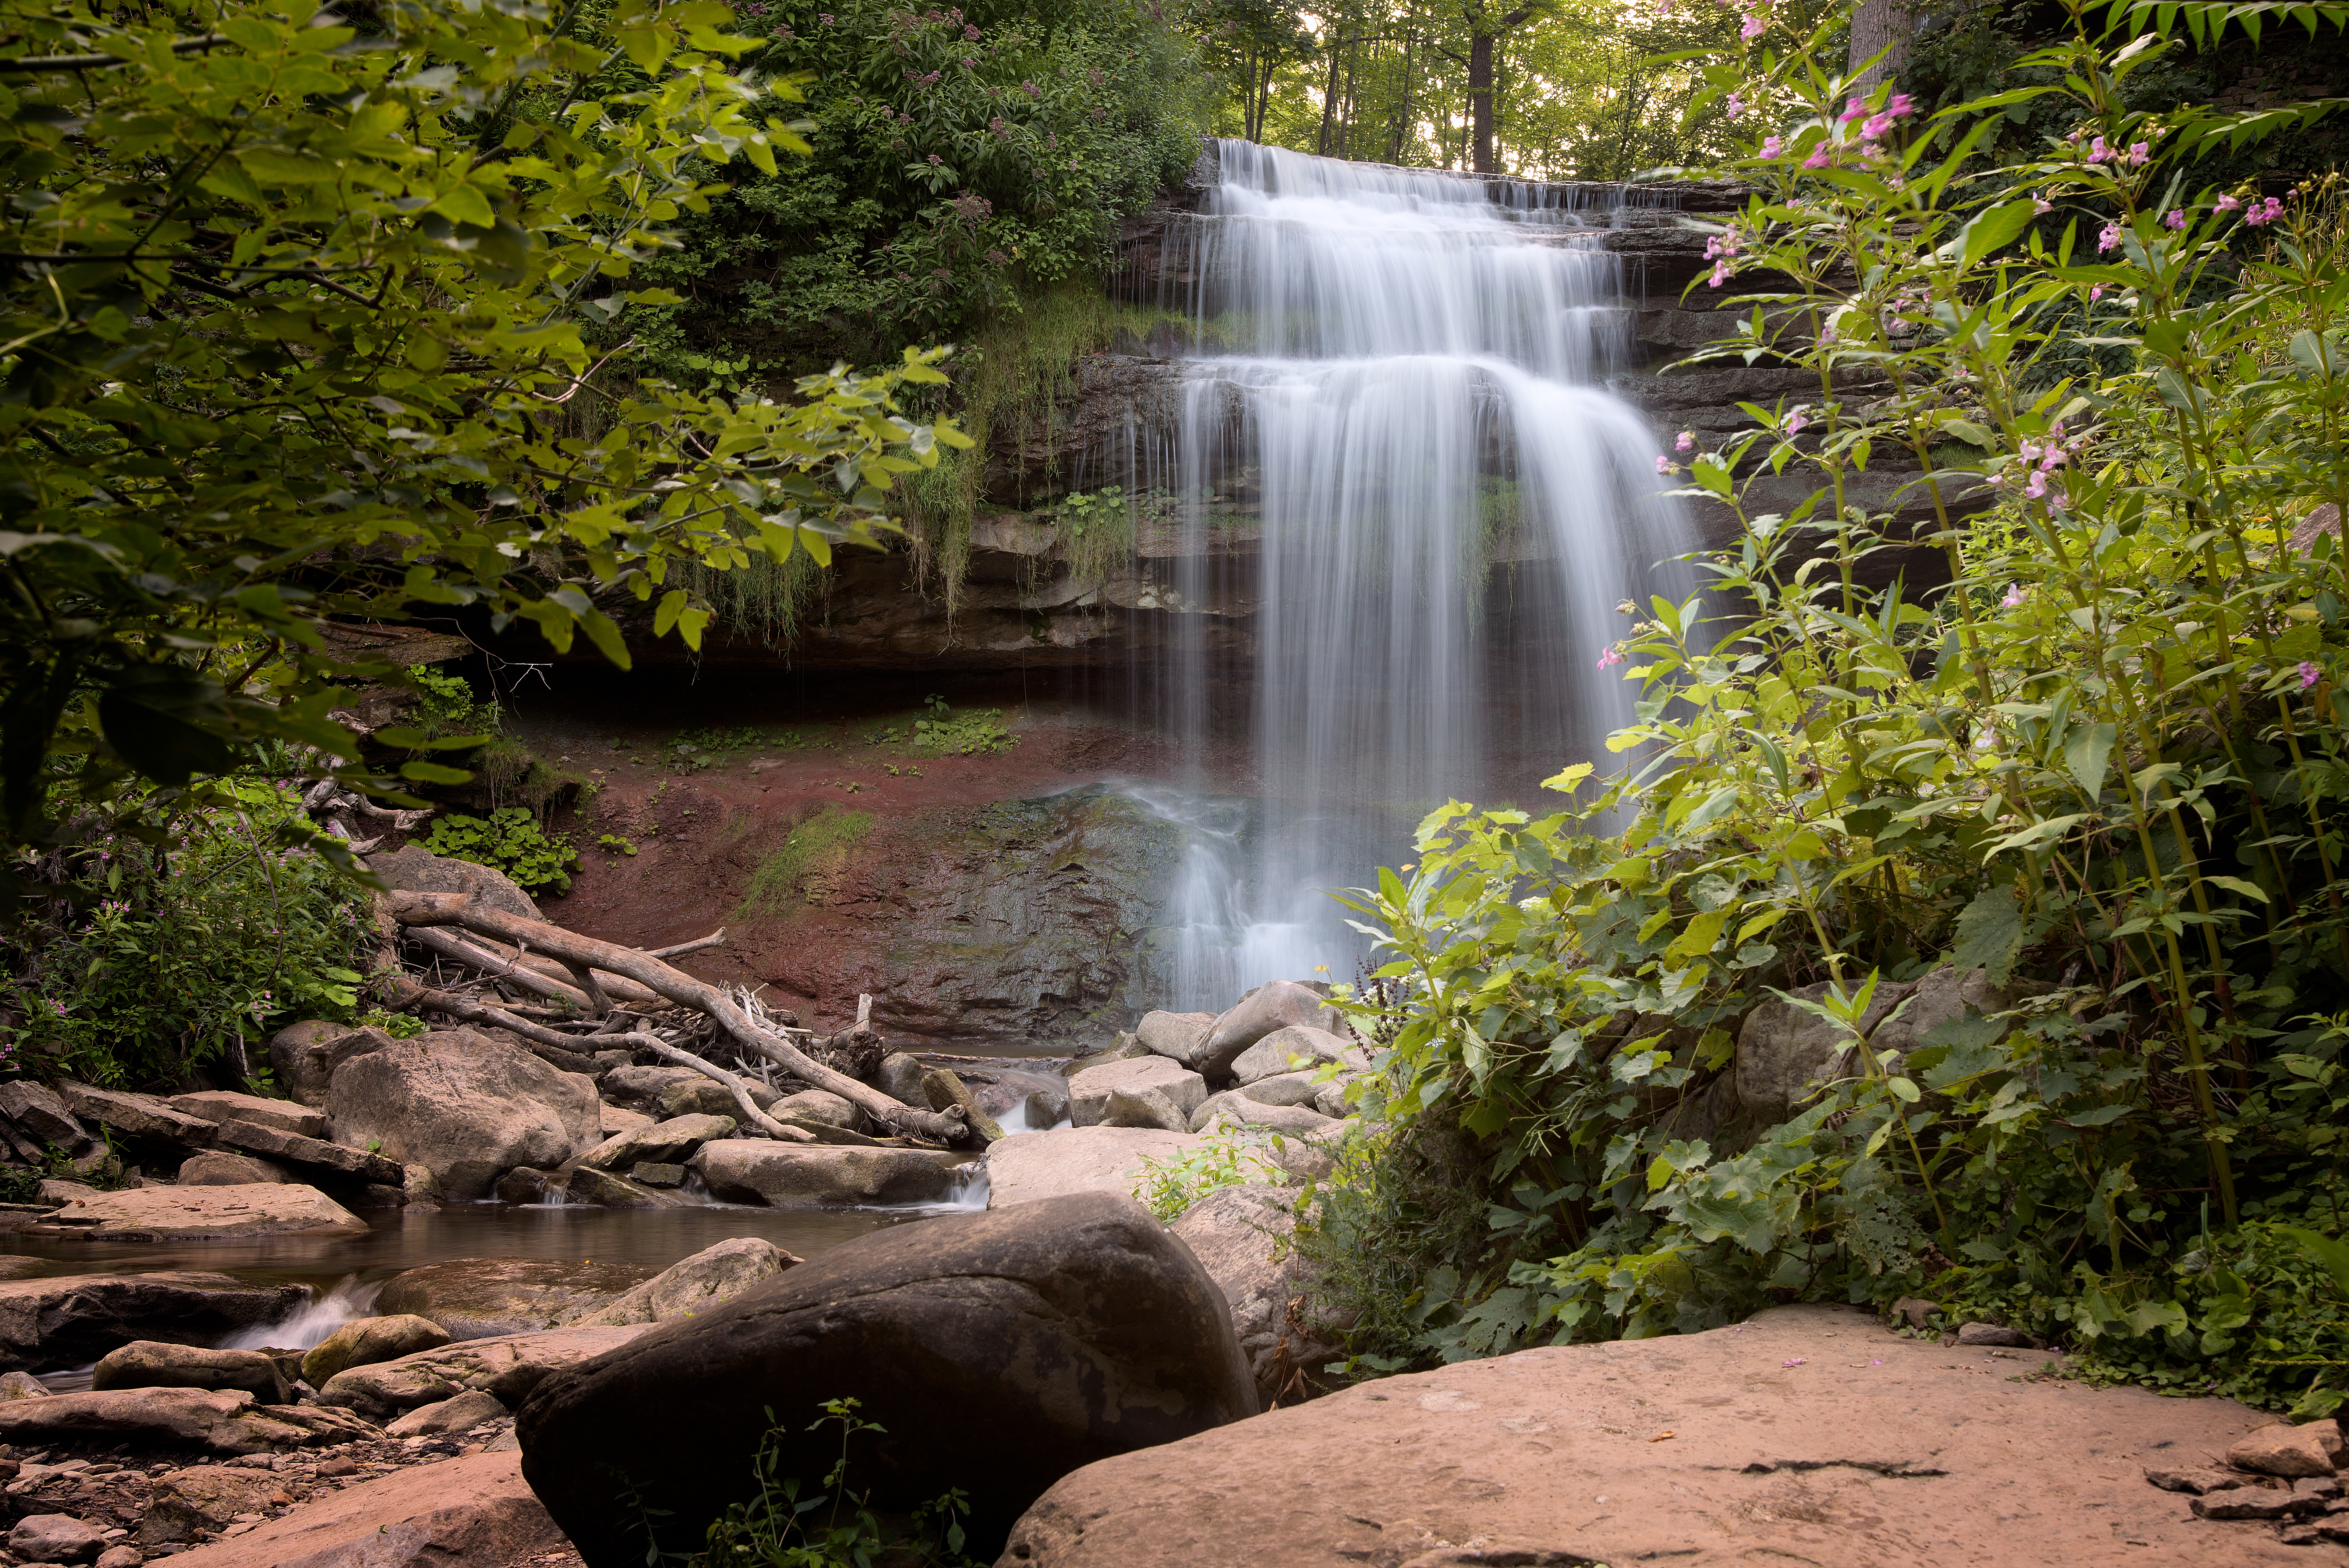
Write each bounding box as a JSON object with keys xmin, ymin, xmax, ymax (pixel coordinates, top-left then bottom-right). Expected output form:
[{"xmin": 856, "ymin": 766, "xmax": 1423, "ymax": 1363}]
[{"xmin": 386, "ymin": 890, "xmax": 970, "ymax": 1143}]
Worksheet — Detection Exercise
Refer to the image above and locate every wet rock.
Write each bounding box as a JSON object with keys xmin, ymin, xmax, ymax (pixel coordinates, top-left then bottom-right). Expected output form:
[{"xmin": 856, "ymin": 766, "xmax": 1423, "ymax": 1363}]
[
  {"xmin": 1102, "ymin": 1086, "xmax": 1190, "ymax": 1132},
  {"xmin": 58, "ymin": 1082, "xmax": 218, "ymax": 1145},
  {"xmin": 375, "ymin": 1259, "xmax": 654, "ymax": 1340},
  {"xmin": 1069, "ymin": 1057, "xmax": 1207, "ymax": 1127},
  {"xmin": 922, "ymin": 1069, "xmax": 1007, "ymax": 1142},
  {"xmin": 212, "ymin": 1121, "xmax": 402, "ymax": 1186},
  {"xmin": 577, "ymin": 1238, "xmax": 802, "ymax": 1327},
  {"xmin": 92, "ymin": 1342, "xmax": 288, "ymax": 1402},
  {"xmin": 156, "ymin": 1451, "xmax": 564, "ymax": 1568},
  {"xmin": 578, "ymin": 1113, "xmax": 737, "ymax": 1172},
  {"xmin": 9, "ymin": 1511, "xmax": 105, "ymax": 1562},
  {"xmin": 517, "ymin": 1191, "xmax": 1256, "ymax": 1563},
  {"xmin": 1188, "ymin": 1093, "xmax": 1339, "ymax": 1139},
  {"xmin": 176, "ymin": 1153, "xmax": 288, "ymax": 1186},
  {"xmin": 325, "ymin": 1030, "xmax": 601, "ymax": 1199},
  {"xmin": 383, "ymin": 1388, "xmax": 507, "ymax": 1438},
  {"xmin": 631, "ymin": 1161, "xmax": 687, "ymax": 1186},
  {"xmin": 266, "ymin": 1022, "xmax": 398, "ymax": 1110},
  {"xmin": 0, "ymin": 1387, "xmax": 375, "ymax": 1455},
  {"xmin": 1197, "ymin": 981, "xmax": 1341, "ymax": 1082},
  {"xmin": 693, "ymin": 1142, "xmax": 971, "ymax": 1206},
  {"xmin": 28, "ymin": 1182, "xmax": 369, "ymax": 1242},
  {"xmin": 314, "ymin": 1323, "xmax": 655, "ymax": 1420},
  {"xmin": 984, "ymin": 1127, "xmax": 1201, "ymax": 1208},
  {"xmin": 368, "ymin": 843, "xmax": 543, "ymax": 922},
  {"xmin": 1955, "ymin": 1322, "xmax": 2033, "ymax": 1348},
  {"xmin": 565, "ymin": 1166, "xmax": 685, "ymax": 1208},
  {"xmin": 492, "ymin": 1166, "xmax": 559, "ymax": 1205},
  {"xmin": 2229, "ymin": 1420, "xmax": 2344, "ymax": 1478},
  {"xmin": 166, "ymin": 1092, "xmax": 326, "ymax": 1141},
  {"xmin": 1228, "ymin": 1025, "xmax": 1363, "ymax": 1087},
  {"xmin": 140, "ymin": 1464, "xmax": 284, "ymax": 1545},
  {"xmin": 771, "ymin": 1089, "xmax": 857, "ymax": 1127},
  {"xmin": 300, "ymin": 1315, "xmax": 453, "ymax": 1387},
  {"xmin": 1135, "ymin": 1010, "xmax": 1216, "ymax": 1070},
  {"xmin": 0, "ymin": 1080, "xmax": 89, "ymax": 1147},
  {"xmin": 0, "ymin": 1272, "xmax": 305, "ymax": 1372},
  {"xmin": 0, "ymin": 1369, "xmax": 49, "ymax": 1399}
]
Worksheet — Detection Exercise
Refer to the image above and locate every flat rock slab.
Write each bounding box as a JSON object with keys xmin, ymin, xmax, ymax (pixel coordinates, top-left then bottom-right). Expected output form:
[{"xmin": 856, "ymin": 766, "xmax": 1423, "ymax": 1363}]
[
  {"xmin": 0, "ymin": 1387, "xmax": 376, "ymax": 1455},
  {"xmin": 165, "ymin": 1449, "xmax": 566, "ymax": 1568},
  {"xmin": 213, "ymin": 1119, "xmax": 404, "ymax": 1185},
  {"xmin": 0, "ymin": 1272, "xmax": 306, "ymax": 1371},
  {"xmin": 168, "ymin": 1090, "xmax": 327, "ymax": 1139},
  {"xmin": 1004, "ymin": 1303, "xmax": 2312, "ymax": 1568},
  {"xmin": 27, "ymin": 1182, "xmax": 369, "ymax": 1241},
  {"xmin": 692, "ymin": 1141, "xmax": 971, "ymax": 1206},
  {"xmin": 59, "ymin": 1081, "xmax": 219, "ymax": 1143},
  {"xmin": 985, "ymin": 1127, "xmax": 1201, "ymax": 1208},
  {"xmin": 315, "ymin": 1322, "xmax": 655, "ymax": 1418}
]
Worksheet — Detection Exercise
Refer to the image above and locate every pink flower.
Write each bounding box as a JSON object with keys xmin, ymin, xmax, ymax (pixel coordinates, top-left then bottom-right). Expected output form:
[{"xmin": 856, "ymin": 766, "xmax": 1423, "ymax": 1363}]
[
  {"xmin": 1862, "ymin": 112, "xmax": 1892, "ymax": 140},
  {"xmin": 2246, "ymin": 196, "xmax": 2285, "ymax": 227},
  {"xmin": 2024, "ymin": 470, "xmax": 2048, "ymax": 499},
  {"xmin": 1597, "ymin": 645, "xmax": 1626, "ymax": 670},
  {"xmin": 2002, "ymin": 583, "xmax": 2024, "ymax": 608},
  {"xmin": 1803, "ymin": 144, "xmax": 1833, "ymax": 170},
  {"xmin": 1709, "ymin": 260, "xmax": 1731, "ymax": 287},
  {"xmin": 1784, "ymin": 1357, "xmax": 1807, "ymax": 1367},
  {"xmin": 1726, "ymin": 93, "xmax": 1746, "ymax": 119},
  {"xmin": 2129, "ymin": 141, "xmax": 2149, "ymax": 166},
  {"xmin": 2090, "ymin": 285, "xmax": 2104, "ymax": 302},
  {"xmin": 1887, "ymin": 93, "xmax": 1914, "ymax": 117},
  {"xmin": 1676, "ymin": 431, "xmax": 1695, "ymax": 452},
  {"xmin": 1784, "ymin": 410, "xmax": 1808, "ymax": 436},
  {"xmin": 2097, "ymin": 222, "xmax": 2122, "ymax": 253},
  {"xmin": 1760, "ymin": 135, "xmax": 1783, "ymax": 159},
  {"xmin": 2033, "ymin": 193, "xmax": 2052, "ymax": 214},
  {"xmin": 2302, "ymin": 661, "xmax": 2322, "ymax": 689},
  {"xmin": 2163, "ymin": 209, "xmax": 2185, "ymax": 230},
  {"xmin": 2217, "ymin": 193, "xmax": 2241, "ymax": 212},
  {"xmin": 1740, "ymin": 11, "xmax": 1763, "ymax": 37},
  {"xmin": 2087, "ymin": 137, "xmax": 2111, "ymax": 163},
  {"xmin": 1840, "ymin": 96, "xmax": 1865, "ymax": 123},
  {"xmin": 1655, "ymin": 454, "xmax": 1678, "ymax": 474}
]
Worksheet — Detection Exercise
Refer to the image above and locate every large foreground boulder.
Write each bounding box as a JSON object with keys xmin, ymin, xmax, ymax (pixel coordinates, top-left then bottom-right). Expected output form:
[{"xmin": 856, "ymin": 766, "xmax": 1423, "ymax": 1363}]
[
  {"xmin": 164, "ymin": 1450, "xmax": 564, "ymax": 1568},
  {"xmin": 1002, "ymin": 1303, "xmax": 2308, "ymax": 1568},
  {"xmin": 326, "ymin": 1031, "xmax": 601, "ymax": 1199},
  {"xmin": 374, "ymin": 1258, "xmax": 654, "ymax": 1339},
  {"xmin": 517, "ymin": 1192, "xmax": 1256, "ymax": 1565},
  {"xmin": 0, "ymin": 1273, "xmax": 306, "ymax": 1371},
  {"xmin": 28, "ymin": 1183, "xmax": 369, "ymax": 1242}
]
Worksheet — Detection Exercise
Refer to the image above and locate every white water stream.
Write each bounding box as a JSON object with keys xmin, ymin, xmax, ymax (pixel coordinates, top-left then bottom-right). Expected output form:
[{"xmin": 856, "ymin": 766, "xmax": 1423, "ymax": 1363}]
[{"xmin": 1128, "ymin": 141, "xmax": 1686, "ymax": 1006}]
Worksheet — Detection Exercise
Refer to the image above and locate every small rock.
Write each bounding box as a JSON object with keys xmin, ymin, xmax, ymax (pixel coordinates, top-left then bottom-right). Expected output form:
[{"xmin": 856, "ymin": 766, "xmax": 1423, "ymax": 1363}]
[
  {"xmin": 769, "ymin": 1090, "xmax": 857, "ymax": 1129},
  {"xmin": 2229, "ymin": 1420, "xmax": 2344, "ymax": 1478},
  {"xmin": 574, "ymin": 1238, "xmax": 800, "ymax": 1328},
  {"xmin": 1236, "ymin": 1071, "xmax": 1325, "ymax": 1109},
  {"xmin": 599, "ymin": 1103, "xmax": 656, "ymax": 1138},
  {"xmin": 10, "ymin": 1511, "xmax": 105, "ymax": 1562},
  {"xmin": 175, "ymin": 1153, "xmax": 289, "ymax": 1187},
  {"xmin": 1890, "ymin": 1297, "xmax": 1941, "ymax": 1331},
  {"xmin": 494, "ymin": 1166, "xmax": 560, "ymax": 1205},
  {"xmin": 2190, "ymin": 1489, "xmax": 2314, "ymax": 1521},
  {"xmin": 1062, "ymin": 1033, "xmax": 1151, "ymax": 1074},
  {"xmin": 1954, "ymin": 1322, "xmax": 2033, "ymax": 1348},
  {"xmin": 2144, "ymin": 1466, "xmax": 2249, "ymax": 1494},
  {"xmin": 36, "ymin": 1178, "xmax": 101, "ymax": 1207},
  {"xmin": 922, "ymin": 1069, "xmax": 1007, "ymax": 1144},
  {"xmin": 383, "ymin": 1389, "xmax": 507, "ymax": 1438},
  {"xmin": 578, "ymin": 1113, "xmax": 737, "ymax": 1173},
  {"xmin": 141, "ymin": 1465, "xmax": 293, "ymax": 1545},
  {"xmin": 95, "ymin": 1545, "xmax": 142, "ymax": 1568},
  {"xmin": 0, "ymin": 1369, "xmax": 51, "ymax": 1400},
  {"xmin": 316, "ymin": 1456, "xmax": 358, "ymax": 1477},
  {"xmin": 873, "ymin": 1053, "xmax": 930, "ymax": 1105},
  {"xmin": 566, "ymin": 1166, "xmax": 683, "ymax": 1209},
  {"xmin": 630, "ymin": 1162, "xmax": 687, "ymax": 1188},
  {"xmin": 91, "ymin": 1343, "xmax": 286, "ymax": 1403}
]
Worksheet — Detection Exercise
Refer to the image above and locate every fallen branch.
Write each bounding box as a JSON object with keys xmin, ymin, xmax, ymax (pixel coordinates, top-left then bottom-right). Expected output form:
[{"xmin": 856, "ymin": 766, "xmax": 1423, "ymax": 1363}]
[
  {"xmin": 406, "ymin": 927, "xmax": 591, "ymax": 1008},
  {"xmin": 388, "ymin": 891, "xmax": 969, "ymax": 1142},
  {"xmin": 388, "ymin": 977, "xmax": 603, "ymax": 1074},
  {"xmin": 644, "ymin": 929, "xmax": 726, "ymax": 961},
  {"xmin": 631, "ymin": 1038, "xmax": 810, "ymax": 1143}
]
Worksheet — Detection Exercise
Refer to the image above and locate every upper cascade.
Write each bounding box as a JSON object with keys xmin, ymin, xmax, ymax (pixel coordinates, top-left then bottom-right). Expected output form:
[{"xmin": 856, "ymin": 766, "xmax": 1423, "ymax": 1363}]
[{"xmin": 1174, "ymin": 138, "xmax": 1628, "ymax": 374}]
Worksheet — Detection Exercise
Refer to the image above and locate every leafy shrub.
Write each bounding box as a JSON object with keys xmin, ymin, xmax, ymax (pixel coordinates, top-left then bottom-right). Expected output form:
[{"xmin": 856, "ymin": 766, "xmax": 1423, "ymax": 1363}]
[
  {"xmin": 0, "ymin": 785, "xmax": 374, "ymax": 1088},
  {"xmin": 911, "ymin": 696, "xmax": 1019, "ymax": 756},
  {"xmin": 420, "ymin": 808, "xmax": 580, "ymax": 897},
  {"xmin": 1131, "ymin": 1126, "xmax": 1288, "ymax": 1220}
]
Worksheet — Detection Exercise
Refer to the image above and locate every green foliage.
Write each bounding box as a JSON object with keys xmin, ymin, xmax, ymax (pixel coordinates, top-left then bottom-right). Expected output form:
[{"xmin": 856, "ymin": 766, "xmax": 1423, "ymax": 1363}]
[
  {"xmin": 1303, "ymin": 0, "xmax": 2349, "ymax": 1412},
  {"xmin": 0, "ymin": 783, "xmax": 373, "ymax": 1087},
  {"xmin": 736, "ymin": 808, "xmax": 875, "ymax": 919},
  {"xmin": 600, "ymin": 834, "xmax": 642, "ymax": 857},
  {"xmin": 350, "ymin": 1006, "xmax": 431, "ymax": 1039},
  {"xmin": 0, "ymin": 0, "xmax": 972, "ymax": 878},
  {"xmin": 421, "ymin": 808, "xmax": 581, "ymax": 897},
  {"xmin": 405, "ymin": 667, "xmax": 501, "ymax": 748},
  {"xmin": 911, "ymin": 696, "xmax": 1018, "ymax": 755},
  {"xmin": 1132, "ymin": 1125, "xmax": 1287, "ymax": 1219}
]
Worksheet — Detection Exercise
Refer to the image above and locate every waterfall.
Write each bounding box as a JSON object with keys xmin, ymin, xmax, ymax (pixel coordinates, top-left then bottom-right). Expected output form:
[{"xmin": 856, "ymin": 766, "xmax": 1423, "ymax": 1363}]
[{"xmin": 1124, "ymin": 139, "xmax": 1687, "ymax": 1009}]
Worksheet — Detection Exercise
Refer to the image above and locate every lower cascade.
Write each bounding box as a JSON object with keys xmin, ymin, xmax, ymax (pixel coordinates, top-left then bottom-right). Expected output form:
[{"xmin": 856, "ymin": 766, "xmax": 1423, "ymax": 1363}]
[{"xmin": 1130, "ymin": 140, "xmax": 1686, "ymax": 1004}]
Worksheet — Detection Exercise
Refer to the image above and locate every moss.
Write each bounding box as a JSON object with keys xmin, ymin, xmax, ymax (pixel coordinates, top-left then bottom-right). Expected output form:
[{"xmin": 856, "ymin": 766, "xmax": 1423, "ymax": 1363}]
[
  {"xmin": 681, "ymin": 545, "xmax": 827, "ymax": 650},
  {"xmin": 734, "ymin": 807, "xmax": 875, "ymax": 921}
]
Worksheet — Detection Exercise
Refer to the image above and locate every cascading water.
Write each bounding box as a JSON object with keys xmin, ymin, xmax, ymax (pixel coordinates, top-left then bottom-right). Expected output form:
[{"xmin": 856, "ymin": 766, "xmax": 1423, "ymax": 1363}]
[{"xmin": 1127, "ymin": 140, "xmax": 1687, "ymax": 1008}]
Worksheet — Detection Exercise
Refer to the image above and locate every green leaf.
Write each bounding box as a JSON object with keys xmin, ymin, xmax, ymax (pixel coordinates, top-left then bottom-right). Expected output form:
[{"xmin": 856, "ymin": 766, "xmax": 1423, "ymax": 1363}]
[
  {"xmin": 1950, "ymin": 884, "xmax": 2024, "ymax": 987},
  {"xmin": 2278, "ymin": 1227, "xmax": 2349, "ymax": 1298},
  {"xmin": 2062, "ymin": 721, "xmax": 2117, "ymax": 801}
]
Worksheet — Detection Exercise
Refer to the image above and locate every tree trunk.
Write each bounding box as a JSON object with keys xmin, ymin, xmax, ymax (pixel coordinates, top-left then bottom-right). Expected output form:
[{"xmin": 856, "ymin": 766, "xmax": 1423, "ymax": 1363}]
[
  {"xmin": 1319, "ymin": 30, "xmax": 1343, "ymax": 154},
  {"xmin": 1847, "ymin": 0, "xmax": 1911, "ymax": 92},
  {"xmin": 1468, "ymin": 30, "xmax": 1496, "ymax": 174}
]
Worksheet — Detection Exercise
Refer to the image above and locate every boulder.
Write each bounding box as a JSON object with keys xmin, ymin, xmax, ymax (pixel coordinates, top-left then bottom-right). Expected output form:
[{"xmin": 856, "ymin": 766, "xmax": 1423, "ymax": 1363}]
[
  {"xmin": 1735, "ymin": 976, "xmax": 1918, "ymax": 1120},
  {"xmin": 770, "ymin": 1089, "xmax": 856, "ymax": 1127},
  {"xmin": 37, "ymin": 1176, "xmax": 101, "ymax": 1205},
  {"xmin": 1135, "ymin": 1010, "xmax": 1216, "ymax": 1069},
  {"xmin": 2229, "ymin": 1419, "xmax": 2343, "ymax": 1478},
  {"xmin": 1169, "ymin": 1184, "xmax": 1333, "ymax": 1404},
  {"xmin": 58, "ymin": 1082, "xmax": 219, "ymax": 1145},
  {"xmin": 517, "ymin": 1192, "xmax": 1257, "ymax": 1563},
  {"xmin": 0, "ymin": 1387, "xmax": 375, "ymax": 1455},
  {"xmin": 984, "ymin": 1127, "xmax": 1202, "ymax": 1208},
  {"xmin": 314, "ymin": 1323, "xmax": 655, "ymax": 1419},
  {"xmin": 599, "ymin": 1065, "xmax": 701, "ymax": 1103},
  {"xmin": 577, "ymin": 1238, "xmax": 802, "ymax": 1327},
  {"xmin": 325, "ymin": 1031, "xmax": 601, "ymax": 1199},
  {"xmin": 166, "ymin": 1091, "xmax": 327, "ymax": 1141},
  {"xmin": 301, "ymin": 1314, "xmax": 453, "ymax": 1387},
  {"xmin": 369, "ymin": 843, "xmax": 543, "ymax": 921},
  {"xmin": 92, "ymin": 1341, "xmax": 288, "ymax": 1402},
  {"xmin": 212, "ymin": 1120, "xmax": 403, "ymax": 1185},
  {"xmin": 972, "ymin": 1067, "xmax": 1072, "ymax": 1130},
  {"xmin": 1002, "ymin": 1303, "xmax": 2306, "ymax": 1568},
  {"xmin": 1228, "ymin": 1024, "xmax": 1363, "ymax": 1087},
  {"xmin": 0, "ymin": 1369, "xmax": 49, "ymax": 1399},
  {"xmin": 873, "ymin": 1052, "xmax": 930, "ymax": 1105},
  {"xmin": 1237, "ymin": 1070, "xmax": 1327, "ymax": 1108},
  {"xmin": 1312, "ymin": 1077, "xmax": 1358, "ymax": 1118},
  {"xmin": 1102, "ymin": 1086, "xmax": 1191, "ymax": 1132},
  {"xmin": 267, "ymin": 1021, "xmax": 398, "ymax": 1110},
  {"xmin": 29, "ymin": 1183, "xmax": 369, "ymax": 1242},
  {"xmin": 0, "ymin": 1272, "xmax": 306, "ymax": 1372},
  {"xmin": 384, "ymin": 1388, "xmax": 508, "ymax": 1438},
  {"xmin": 0, "ymin": 1080, "xmax": 89, "ymax": 1146},
  {"xmin": 1063, "ymin": 1032, "xmax": 1151, "ymax": 1074},
  {"xmin": 577, "ymin": 1113, "xmax": 737, "ymax": 1172},
  {"xmin": 599, "ymin": 1103, "xmax": 656, "ymax": 1139},
  {"xmin": 1869, "ymin": 965, "xmax": 2043, "ymax": 1057},
  {"xmin": 1196, "ymin": 981, "xmax": 1340, "ymax": 1082},
  {"xmin": 566, "ymin": 1165, "xmax": 684, "ymax": 1208},
  {"xmin": 693, "ymin": 1142, "xmax": 971, "ymax": 1206},
  {"xmin": 159, "ymin": 1451, "xmax": 565, "ymax": 1568},
  {"xmin": 374, "ymin": 1258, "xmax": 654, "ymax": 1340},
  {"xmin": 922, "ymin": 1068, "xmax": 1008, "ymax": 1143},
  {"xmin": 1188, "ymin": 1092, "xmax": 1340, "ymax": 1138},
  {"xmin": 656, "ymin": 1077, "xmax": 768, "ymax": 1120},
  {"xmin": 1068, "ymin": 1057, "xmax": 1208, "ymax": 1127},
  {"xmin": 630, "ymin": 1161, "xmax": 687, "ymax": 1187},
  {"xmin": 493, "ymin": 1166, "xmax": 560, "ymax": 1205},
  {"xmin": 8, "ymin": 1513, "xmax": 104, "ymax": 1563},
  {"xmin": 177, "ymin": 1152, "xmax": 288, "ymax": 1186},
  {"xmin": 140, "ymin": 1463, "xmax": 288, "ymax": 1544}
]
